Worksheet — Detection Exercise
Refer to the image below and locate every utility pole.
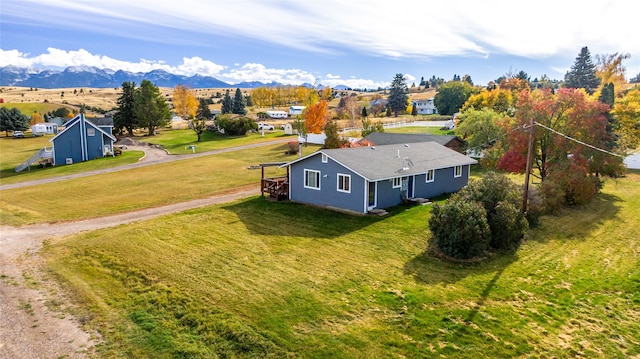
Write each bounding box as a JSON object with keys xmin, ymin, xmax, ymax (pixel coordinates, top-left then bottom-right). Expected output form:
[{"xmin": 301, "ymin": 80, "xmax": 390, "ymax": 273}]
[{"xmin": 522, "ymin": 118, "xmax": 535, "ymax": 214}]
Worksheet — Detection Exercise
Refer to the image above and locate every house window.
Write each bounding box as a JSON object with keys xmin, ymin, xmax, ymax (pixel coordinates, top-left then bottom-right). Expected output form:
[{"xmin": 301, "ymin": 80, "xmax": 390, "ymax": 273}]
[
  {"xmin": 87, "ymin": 128, "xmax": 95, "ymax": 136},
  {"xmin": 454, "ymin": 165, "xmax": 462, "ymax": 178},
  {"xmin": 322, "ymin": 153, "xmax": 328, "ymax": 163},
  {"xmin": 426, "ymin": 169, "xmax": 435, "ymax": 183},
  {"xmin": 337, "ymin": 173, "xmax": 350, "ymax": 193},
  {"xmin": 392, "ymin": 177, "xmax": 401, "ymax": 188},
  {"xmin": 304, "ymin": 169, "xmax": 321, "ymax": 190}
]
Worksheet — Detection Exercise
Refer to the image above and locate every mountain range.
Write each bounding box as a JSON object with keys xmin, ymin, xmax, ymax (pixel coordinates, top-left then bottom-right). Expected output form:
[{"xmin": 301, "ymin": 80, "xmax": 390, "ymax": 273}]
[{"xmin": 0, "ymin": 65, "xmax": 350, "ymax": 90}]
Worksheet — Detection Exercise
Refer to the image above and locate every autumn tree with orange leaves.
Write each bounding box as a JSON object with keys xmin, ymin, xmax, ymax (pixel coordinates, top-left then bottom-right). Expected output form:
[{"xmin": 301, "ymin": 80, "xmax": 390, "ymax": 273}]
[
  {"xmin": 172, "ymin": 85, "xmax": 198, "ymax": 120},
  {"xmin": 304, "ymin": 100, "xmax": 329, "ymax": 134}
]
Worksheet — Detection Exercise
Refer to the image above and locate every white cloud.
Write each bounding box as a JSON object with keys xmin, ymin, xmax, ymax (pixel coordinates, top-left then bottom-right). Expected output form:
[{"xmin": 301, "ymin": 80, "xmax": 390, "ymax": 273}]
[
  {"xmin": 6, "ymin": 0, "xmax": 639, "ymax": 60},
  {"xmin": 0, "ymin": 48, "xmax": 389, "ymax": 88}
]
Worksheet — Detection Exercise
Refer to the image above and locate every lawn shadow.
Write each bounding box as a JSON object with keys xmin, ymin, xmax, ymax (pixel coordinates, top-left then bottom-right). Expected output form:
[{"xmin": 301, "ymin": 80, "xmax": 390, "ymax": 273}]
[
  {"xmin": 220, "ymin": 196, "xmax": 390, "ymax": 239},
  {"xmin": 531, "ymin": 191, "xmax": 622, "ymax": 244},
  {"xmin": 403, "ymin": 248, "xmax": 519, "ymax": 286}
]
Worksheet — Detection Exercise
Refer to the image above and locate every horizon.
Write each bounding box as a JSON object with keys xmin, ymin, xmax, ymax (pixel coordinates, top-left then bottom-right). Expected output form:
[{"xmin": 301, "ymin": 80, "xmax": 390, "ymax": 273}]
[{"xmin": 1, "ymin": 0, "xmax": 639, "ymax": 89}]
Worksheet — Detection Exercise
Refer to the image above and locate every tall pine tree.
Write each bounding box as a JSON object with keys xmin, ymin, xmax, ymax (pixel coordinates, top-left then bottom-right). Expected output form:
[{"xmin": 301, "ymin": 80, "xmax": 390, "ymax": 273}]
[
  {"xmin": 564, "ymin": 46, "xmax": 600, "ymax": 94},
  {"xmin": 232, "ymin": 88, "xmax": 246, "ymax": 115},
  {"xmin": 388, "ymin": 73, "xmax": 408, "ymax": 117},
  {"xmin": 113, "ymin": 81, "xmax": 137, "ymax": 136},
  {"xmin": 221, "ymin": 90, "xmax": 233, "ymax": 114}
]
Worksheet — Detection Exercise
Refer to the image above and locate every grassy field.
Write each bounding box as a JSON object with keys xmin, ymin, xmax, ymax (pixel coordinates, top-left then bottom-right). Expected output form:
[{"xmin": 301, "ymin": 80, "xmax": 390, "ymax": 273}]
[
  {"xmin": 0, "ymin": 142, "xmax": 320, "ymax": 226},
  {"xmin": 0, "ymin": 135, "xmax": 143, "ymax": 185},
  {"xmin": 143, "ymin": 128, "xmax": 295, "ymax": 154},
  {"xmin": 42, "ymin": 172, "xmax": 640, "ymax": 358}
]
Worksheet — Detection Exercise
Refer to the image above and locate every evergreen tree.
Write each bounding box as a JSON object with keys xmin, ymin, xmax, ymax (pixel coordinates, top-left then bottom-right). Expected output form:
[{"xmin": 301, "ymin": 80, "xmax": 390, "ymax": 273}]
[
  {"xmin": 388, "ymin": 73, "xmax": 409, "ymax": 117},
  {"xmin": 221, "ymin": 90, "xmax": 233, "ymax": 114},
  {"xmin": 361, "ymin": 106, "xmax": 368, "ymax": 119},
  {"xmin": 598, "ymin": 82, "xmax": 618, "ymax": 151},
  {"xmin": 232, "ymin": 88, "xmax": 246, "ymax": 115},
  {"xmin": 0, "ymin": 107, "xmax": 29, "ymax": 136},
  {"xmin": 133, "ymin": 80, "xmax": 171, "ymax": 136},
  {"xmin": 113, "ymin": 81, "xmax": 137, "ymax": 136},
  {"xmin": 323, "ymin": 120, "xmax": 345, "ymax": 149},
  {"xmin": 564, "ymin": 46, "xmax": 601, "ymax": 94}
]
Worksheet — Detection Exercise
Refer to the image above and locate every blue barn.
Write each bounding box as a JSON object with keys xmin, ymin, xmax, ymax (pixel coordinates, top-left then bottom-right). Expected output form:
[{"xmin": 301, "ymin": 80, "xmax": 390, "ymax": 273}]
[
  {"xmin": 50, "ymin": 114, "xmax": 116, "ymax": 166},
  {"xmin": 281, "ymin": 142, "xmax": 477, "ymax": 214}
]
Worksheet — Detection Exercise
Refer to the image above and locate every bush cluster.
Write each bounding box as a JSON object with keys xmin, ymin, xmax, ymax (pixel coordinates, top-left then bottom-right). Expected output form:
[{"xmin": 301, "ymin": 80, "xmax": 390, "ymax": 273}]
[
  {"xmin": 215, "ymin": 116, "xmax": 257, "ymax": 136},
  {"xmin": 429, "ymin": 172, "xmax": 529, "ymax": 260}
]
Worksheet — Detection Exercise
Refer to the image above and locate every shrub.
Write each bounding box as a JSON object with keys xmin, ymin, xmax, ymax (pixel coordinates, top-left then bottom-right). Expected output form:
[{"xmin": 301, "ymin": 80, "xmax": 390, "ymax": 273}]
[
  {"xmin": 429, "ymin": 171, "xmax": 529, "ymax": 260},
  {"xmin": 429, "ymin": 198, "xmax": 491, "ymax": 259},
  {"xmin": 458, "ymin": 171, "xmax": 528, "ymax": 250},
  {"xmin": 545, "ymin": 164, "xmax": 600, "ymax": 206},
  {"xmin": 215, "ymin": 115, "xmax": 257, "ymax": 136},
  {"xmin": 286, "ymin": 141, "xmax": 299, "ymax": 154}
]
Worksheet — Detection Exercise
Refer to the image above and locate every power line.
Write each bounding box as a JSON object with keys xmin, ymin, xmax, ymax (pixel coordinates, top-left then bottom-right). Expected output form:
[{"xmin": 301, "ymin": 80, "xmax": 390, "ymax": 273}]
[{"xmin": 531, "ymin": 121, "xmax": 625, "ymax": 159}]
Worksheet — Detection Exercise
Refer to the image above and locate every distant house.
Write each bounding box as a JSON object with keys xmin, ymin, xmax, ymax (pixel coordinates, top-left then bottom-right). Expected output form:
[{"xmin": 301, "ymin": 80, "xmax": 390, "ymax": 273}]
[
  {"xmin": 266, "ymin": 110, "xmax": 288, "ymax": 119},
  {"xmin": 280, "ymin": 142, "xmax": 477, "ymax": 214},
  {"xmin": 412, "ymin": 97, "xmax": 438, "ymax": 114},
  {"xmin": 50, "ymin": 114, "xmax": 116, "ymax": 165},
  {"xmin": 289, "ymin": 106, "xmax": 305, "ymax": 116},
  {"xmin": 362, "ymin": 132, "xmax": 466, "ymax": 153}
]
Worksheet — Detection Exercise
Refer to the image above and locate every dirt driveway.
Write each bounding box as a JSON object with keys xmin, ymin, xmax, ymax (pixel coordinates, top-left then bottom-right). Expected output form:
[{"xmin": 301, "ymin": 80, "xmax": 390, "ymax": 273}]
[{"xmin": 0, "ymin": 139, "xmax": 287, "ymax": 358}]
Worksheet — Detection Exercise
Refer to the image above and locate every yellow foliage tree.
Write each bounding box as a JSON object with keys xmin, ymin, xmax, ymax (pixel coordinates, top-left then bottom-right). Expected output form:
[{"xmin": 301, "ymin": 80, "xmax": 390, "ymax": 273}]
[
  {"xmin": 172, "ymin": 85, "xmax": 198, "ymax": 120},
  {"xmin": 304, "ymin": 100, "xmax": 329, "ymax": 134},
  {"xmin": 596, "ymin": 53, "xmax": 630, "ymax": 97},
  {"xmin": 30, "ymin": 112, "xmax": 44, "ymax": 126},
  {"xmin": 321, "ymin": 87, "xmax": 333, "ymax": 101},
  {"xmin": 613, "ymin": 88, "xmax": 640, "ymax": 150}
]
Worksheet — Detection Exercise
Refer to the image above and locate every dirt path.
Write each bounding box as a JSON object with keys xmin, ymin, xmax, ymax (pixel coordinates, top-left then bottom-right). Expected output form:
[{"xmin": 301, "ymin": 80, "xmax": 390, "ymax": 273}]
[{"xmin": 0, "ymin": 139, "xmax": 285, "ymax": 358}]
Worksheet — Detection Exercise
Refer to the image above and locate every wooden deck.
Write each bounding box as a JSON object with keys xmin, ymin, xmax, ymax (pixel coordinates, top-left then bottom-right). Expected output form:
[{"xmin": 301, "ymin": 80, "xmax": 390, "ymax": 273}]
[{"xmin": 261, "ymin": 176, "xmax": 289, "ymax": 201}]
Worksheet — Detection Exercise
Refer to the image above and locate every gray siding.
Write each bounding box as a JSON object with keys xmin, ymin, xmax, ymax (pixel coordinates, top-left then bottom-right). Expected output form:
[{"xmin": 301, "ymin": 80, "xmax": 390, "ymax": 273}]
[{"xmin": 290, "ymin": 154, "xmax": 367, "ymax": 213}]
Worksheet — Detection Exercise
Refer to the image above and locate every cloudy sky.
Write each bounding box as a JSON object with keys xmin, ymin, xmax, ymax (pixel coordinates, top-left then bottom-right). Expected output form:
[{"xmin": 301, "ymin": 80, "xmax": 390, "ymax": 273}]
[{"xmin": 1, "ymin": 0, "xmax": 638, "ymax": 88}]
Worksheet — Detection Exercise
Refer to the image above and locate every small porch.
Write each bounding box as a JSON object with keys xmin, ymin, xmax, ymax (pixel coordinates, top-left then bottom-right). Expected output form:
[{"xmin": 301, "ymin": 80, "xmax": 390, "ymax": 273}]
[{"xmin": 252, "ymin": 162, "xmax": 290, "ymax": 201}]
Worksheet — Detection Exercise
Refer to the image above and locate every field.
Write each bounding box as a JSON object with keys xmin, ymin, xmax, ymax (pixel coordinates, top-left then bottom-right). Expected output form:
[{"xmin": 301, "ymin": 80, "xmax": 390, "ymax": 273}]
[
  {"xmin": 2, "ymin": 102, "xmax": 638, "ymax": 357},
  {"xmin": 42, "ymin": 171, "xmax": 640, "ymax": 357}
]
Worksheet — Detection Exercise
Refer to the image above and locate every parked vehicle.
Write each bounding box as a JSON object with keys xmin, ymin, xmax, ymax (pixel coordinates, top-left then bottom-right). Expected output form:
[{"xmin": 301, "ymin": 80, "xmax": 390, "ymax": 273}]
[
  {"xmin": 12, "ymin": 131, "xmax": 24, "ymax": 138},
  {"xmin": 258, "ymin": 123, "xmax": 274, "ymax": 131}
]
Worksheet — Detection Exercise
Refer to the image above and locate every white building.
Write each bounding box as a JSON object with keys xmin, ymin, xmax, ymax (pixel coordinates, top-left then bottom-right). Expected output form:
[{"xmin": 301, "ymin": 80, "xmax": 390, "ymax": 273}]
[
  {"xmin": 412, "ymin": 98, "xmax": 438, "ymax": 115},
  {"xmin": 266, "ymin": 110, "xmax": 288, "ymax": 119},
  {"xmin": 289, "ymin": 106, "xmax": 306, "ymax": 116}
]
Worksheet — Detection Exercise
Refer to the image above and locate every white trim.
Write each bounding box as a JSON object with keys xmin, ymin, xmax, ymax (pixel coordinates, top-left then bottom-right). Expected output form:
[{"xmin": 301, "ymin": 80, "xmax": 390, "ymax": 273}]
[
  {"xmin": 337, "ymin": 173, "xmax": 351, "ymax": 193},
  {"xmin": 304, "ymin": 169, "xmax": 321, "ymax": 190},
  {"xmin": 454, "ymin": 165, "xmax": 462, "ymax": 178},
  {"xmin": 392, "ymin": 177, "xmax": 401, "ymax": 188},
  {"xmin": 322, "ymin": 153, "xmax": 328, "ymax": 163},
  {"xmin": 425, "ymin": 169, "xmax": 435, "ymax": 183}
]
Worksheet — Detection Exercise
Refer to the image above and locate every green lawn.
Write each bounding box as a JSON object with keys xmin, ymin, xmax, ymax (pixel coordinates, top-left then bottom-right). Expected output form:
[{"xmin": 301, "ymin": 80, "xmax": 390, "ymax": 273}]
[
  {"xmin": 0, "ymin": 134, "xmax": 145, "ymax": 185},
  {"xmin": 42, "ymin": 172, "xmax": 640, "ymax": 358},
  {"xmin": 142, "ymin": 128, "xmax": 296, "ymax": 154},
  {"xmin": 0, "ymin": 143, "xmax": 321, "ymax": 226}
]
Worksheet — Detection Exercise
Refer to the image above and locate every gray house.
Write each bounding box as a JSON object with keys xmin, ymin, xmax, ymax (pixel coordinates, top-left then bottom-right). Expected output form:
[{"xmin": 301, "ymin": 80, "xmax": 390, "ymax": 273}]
[
  {"xmin": 283, "ymin": 142, "xmax": 477, "ymax": 214},
  {"xmin": 50, "ymin": 114, "xmax": 116, "ymax": 165}
]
